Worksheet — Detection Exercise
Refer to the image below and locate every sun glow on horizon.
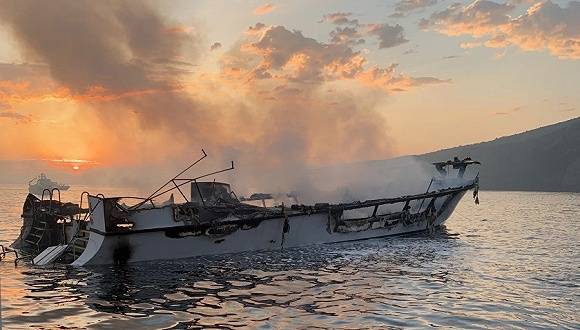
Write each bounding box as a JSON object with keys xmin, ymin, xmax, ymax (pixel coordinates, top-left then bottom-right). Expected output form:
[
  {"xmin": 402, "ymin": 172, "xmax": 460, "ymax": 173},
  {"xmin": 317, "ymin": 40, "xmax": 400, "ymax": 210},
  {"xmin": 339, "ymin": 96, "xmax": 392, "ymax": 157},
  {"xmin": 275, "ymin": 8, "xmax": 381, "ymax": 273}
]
[{"xmin": 44, "ymin": 158, "xmax": 99, "ymax": 172}]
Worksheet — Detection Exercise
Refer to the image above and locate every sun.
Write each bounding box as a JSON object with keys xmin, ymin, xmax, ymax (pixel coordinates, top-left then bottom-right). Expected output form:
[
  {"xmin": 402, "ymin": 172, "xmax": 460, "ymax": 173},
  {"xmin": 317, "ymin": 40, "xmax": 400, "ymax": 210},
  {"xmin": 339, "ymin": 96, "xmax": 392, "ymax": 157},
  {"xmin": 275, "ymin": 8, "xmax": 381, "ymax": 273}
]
[{"xmin": 45, "ymin": 159, "xmax": 98, "ymax": 171}]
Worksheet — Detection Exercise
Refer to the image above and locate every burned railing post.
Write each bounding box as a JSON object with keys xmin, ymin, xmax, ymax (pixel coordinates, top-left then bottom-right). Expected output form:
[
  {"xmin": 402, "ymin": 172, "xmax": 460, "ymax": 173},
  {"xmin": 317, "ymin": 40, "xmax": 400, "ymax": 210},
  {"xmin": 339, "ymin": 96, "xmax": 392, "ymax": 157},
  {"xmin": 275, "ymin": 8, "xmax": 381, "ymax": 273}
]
[
  {"xmin": 372, "ymin": 205, "xmax": 379, "ymax": 217},
  {"xmin": 132, "ymin": 149, "xmax": 208, "ymax": 209},
  {"xmin": 418, "ymin": 178, "xmax": 434, "ymax": 212},
  {"xmin": 172, "ymin": 180, "xmax": 189, "ymax": 202}
]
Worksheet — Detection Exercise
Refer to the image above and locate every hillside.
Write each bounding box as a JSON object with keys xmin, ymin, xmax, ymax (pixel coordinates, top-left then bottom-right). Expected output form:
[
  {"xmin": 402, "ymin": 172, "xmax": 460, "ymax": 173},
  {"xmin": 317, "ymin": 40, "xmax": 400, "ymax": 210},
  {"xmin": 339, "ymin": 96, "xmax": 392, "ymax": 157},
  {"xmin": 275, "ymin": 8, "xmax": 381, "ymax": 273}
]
[{"xmin": 418, "ymin": 117, "xmax": 580, "ymax": 192}]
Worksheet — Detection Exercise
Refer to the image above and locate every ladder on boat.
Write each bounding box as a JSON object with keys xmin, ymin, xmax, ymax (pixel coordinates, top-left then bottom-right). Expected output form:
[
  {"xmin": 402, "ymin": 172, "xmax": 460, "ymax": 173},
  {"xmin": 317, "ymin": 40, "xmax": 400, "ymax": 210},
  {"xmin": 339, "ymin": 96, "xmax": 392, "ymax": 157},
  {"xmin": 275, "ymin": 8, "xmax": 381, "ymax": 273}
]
[
  {"xmin": 24, "ymin": 188, "xmax": 59, "ymax": 253},
  {"xmin": 27, "ymin": 188, "xmax": 84, "ymax": 264},
  {"xmin": 17, "ymin": 190, "xmax": 96, "ymax": 265},
  {"xmin": 64, "ymin": 228, "xmax": 90, "ymax": 262},
  {"xmin": 31, "ymin": 224, "xmax": 90, "ymax": 265},
  {"xmin": 24, "ymin": 219, "xmax": 48, "ymax": 253},
  {"xmin": 60, "ymin": 192, "xmax": 95, "ymax": 263},
  {"xmin": 32, "ymin": 229, "xmax": 90, "ymax": 265}
]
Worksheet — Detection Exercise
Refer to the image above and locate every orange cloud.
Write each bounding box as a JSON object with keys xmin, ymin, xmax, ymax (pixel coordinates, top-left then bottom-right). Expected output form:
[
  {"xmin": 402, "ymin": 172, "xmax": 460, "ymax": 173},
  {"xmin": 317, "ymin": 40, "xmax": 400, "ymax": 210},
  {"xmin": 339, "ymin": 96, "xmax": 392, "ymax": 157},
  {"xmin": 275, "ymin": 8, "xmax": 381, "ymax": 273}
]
[
  {"xmin": 0, "ymin": 80, "xmax": 62, "ymax": 109},
  {"xmin": 421, "ymin": 0, "xmax": 580, "ymax": 59},
  {"xmin": 0, "ymin": 80, "xmax": 173, "ymax": 109},
  {"xmin": 0, "ymin": 111, "xmax": 31, "ymax": 123},
  {"xmin": 253, "ymin": 3, "xmax": 276, "ymax": 15},
  {"xmin": 222, "ymin": 24, "xmax": 447, "ymax": 91},
  {"xmin": 357, "ymin": 65, "xmax": 450, "ymax": 92}
]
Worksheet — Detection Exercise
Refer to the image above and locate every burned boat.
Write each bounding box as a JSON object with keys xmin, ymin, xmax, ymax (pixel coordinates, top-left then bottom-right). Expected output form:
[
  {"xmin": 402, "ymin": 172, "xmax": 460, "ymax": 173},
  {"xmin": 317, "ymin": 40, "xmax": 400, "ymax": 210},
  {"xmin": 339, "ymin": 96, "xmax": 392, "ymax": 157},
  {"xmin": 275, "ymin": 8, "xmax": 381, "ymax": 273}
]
[{"xmin": 5, "ymin": 151, "xmax": 480, "ymax": 266}]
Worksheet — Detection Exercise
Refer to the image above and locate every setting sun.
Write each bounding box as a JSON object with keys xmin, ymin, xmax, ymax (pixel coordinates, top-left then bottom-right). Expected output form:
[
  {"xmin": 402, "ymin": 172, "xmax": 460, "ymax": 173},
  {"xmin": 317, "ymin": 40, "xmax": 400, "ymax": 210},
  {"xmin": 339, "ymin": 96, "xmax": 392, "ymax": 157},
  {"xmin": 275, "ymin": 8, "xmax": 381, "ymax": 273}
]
[{"xmin": 43, "ymin": 159, "xmax": 98, "ymax": 171}]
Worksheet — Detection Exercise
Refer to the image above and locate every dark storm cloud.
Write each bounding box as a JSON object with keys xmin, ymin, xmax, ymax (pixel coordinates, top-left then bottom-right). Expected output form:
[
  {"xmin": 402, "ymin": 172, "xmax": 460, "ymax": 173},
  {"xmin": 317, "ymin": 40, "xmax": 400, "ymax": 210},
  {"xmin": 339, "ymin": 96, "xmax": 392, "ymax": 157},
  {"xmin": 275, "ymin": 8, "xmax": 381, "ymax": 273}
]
[
  {"xmin": 0, "ymin": 62, "xmax": 48, "ymax": 82},
  {"xmin": 0, "ymin": 0, "xmax": 208, "ymax": 133},
  {"xmin": 0, "ymin": 0, "xmax": 199, "ymax": 93},
  {"xmin": 366, "ymin": 23, "xmax": 409, "ymax": 49}
]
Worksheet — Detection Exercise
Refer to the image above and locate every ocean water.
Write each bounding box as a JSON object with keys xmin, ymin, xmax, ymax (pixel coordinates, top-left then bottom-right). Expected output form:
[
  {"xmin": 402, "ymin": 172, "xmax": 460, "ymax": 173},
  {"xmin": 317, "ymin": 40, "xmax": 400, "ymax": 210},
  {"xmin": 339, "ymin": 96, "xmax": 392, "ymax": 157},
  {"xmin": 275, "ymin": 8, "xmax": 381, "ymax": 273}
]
[{"xmin": 0, "ymin": 185, "xmax": 578, "ymax": 329}]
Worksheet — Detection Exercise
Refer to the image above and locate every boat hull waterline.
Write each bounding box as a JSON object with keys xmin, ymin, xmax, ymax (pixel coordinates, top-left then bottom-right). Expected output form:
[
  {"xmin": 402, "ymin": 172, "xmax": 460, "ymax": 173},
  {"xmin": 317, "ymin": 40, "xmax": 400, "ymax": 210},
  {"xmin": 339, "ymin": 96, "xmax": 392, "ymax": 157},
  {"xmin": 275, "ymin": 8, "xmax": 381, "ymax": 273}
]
[{"xmin": 74, "ymin": 190, "xmax": 467, "ymax": 266}]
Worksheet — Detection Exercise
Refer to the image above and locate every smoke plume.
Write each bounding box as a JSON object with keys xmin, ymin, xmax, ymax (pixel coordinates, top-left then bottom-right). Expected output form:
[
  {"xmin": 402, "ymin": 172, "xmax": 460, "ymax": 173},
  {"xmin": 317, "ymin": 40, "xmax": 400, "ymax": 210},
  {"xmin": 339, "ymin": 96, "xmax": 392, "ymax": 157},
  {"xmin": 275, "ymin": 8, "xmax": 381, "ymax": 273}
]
[{"xmin": 0, "ymin": 1, "xmax": 441, "ymax": 199}]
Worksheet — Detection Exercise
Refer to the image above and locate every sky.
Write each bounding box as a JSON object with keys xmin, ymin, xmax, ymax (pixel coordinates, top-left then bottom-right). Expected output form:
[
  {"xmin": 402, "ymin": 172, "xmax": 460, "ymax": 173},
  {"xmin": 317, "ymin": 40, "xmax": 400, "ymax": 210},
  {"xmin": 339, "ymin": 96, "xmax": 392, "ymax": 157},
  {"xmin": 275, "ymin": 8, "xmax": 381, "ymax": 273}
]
[{"xmin": 0, "ymin": 0, "xmax": 578, "ymax": 186}]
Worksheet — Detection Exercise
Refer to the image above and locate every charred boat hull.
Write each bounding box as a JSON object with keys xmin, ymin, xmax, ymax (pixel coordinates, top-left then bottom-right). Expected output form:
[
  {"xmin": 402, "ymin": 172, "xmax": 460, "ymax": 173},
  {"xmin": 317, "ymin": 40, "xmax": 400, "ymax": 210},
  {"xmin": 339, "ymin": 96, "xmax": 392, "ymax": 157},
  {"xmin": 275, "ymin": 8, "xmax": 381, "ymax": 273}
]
[{"xmin": 71, "ymin": 185, "xmax": 470, "ymax": 266}]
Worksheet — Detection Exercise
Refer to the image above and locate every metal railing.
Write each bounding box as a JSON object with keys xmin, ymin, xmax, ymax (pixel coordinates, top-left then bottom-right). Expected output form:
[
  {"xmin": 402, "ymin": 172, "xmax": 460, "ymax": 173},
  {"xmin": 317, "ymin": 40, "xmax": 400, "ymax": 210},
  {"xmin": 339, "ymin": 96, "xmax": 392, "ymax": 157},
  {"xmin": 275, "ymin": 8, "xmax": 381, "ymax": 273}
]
[{"xmin": 128, "ymin": 149, "xmax": 235, "ymax": 210}]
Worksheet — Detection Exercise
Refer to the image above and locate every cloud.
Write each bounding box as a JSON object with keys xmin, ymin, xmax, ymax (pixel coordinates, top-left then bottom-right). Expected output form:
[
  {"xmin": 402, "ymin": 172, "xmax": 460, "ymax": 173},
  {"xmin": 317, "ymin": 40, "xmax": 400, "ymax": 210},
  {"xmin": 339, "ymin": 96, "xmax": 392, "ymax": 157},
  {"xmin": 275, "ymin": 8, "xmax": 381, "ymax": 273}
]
[
  {"xmin": 460, "ymin": 41, "xmax": 483, "ymax": 48},
  {"xmin": 0, "ymin": 2, "xmax": 446, "ymax": 195},
  {"xmin": 0, "ymin": 1, "xmax": 200, "ymax": 94},
  {"xmin": 491, "ymin": 105, "xmax": 523, "ymax": 115},
  {"xmin": 330, "ymin": 26, "xmax": 365, "ymax": 45},
  {"xmin": 320, "ymin": 13, "xmax": 409, "ymax": 49},
  {"xmin": 366, "ymin": 23, "xmax": 409, "ymax": 49},
  {"xmin": 0, "ymin": 0, "xmax": 231, "ymax": 173},
  {"xmin": 230, "ymin": 25, "xmax": 366, "ymax": 83},
  {"xmin": 419, "ymin": 0, "xmax": 514, "ymax": 36},
  {"xmin": 0, "ymin": 80, "xmax": 53, "ymax": 109},
  {"xmin": 0, "ymin": 62, "xmax": 49, "ymax": 82},
  {"xmin": 356, "ymin": 65, "xmax": 450, "ymax": 91},
  {"xmin": 505, "ymin": 1, "xmax": 580, "ymax": 58},
  {"xmin": 420, "ymin": 0, "xmax": 580, "ymax": 59},
  {"xmin": 253, "ymin": 3, "xmax": 275, "ymax": 15},
  {"xmin": 203, "ymin": 23, "xmax": 447, "ymax": 190},
  {"xmin": 321, "ymin": 12, "xmax": 360, "ymax": 26},
  {"xmin": 246, "ymin": 22, "xmax": 266, "ymax": 33},
  {"xmin": 0, "ymin": 79, "xmax": 173, "ymax": 114},
  {"xmin": 210, "ymin": 42, "xmax": 222, "ymax": 51},
  {"xmin": 392, "ymin": 0, "xmax": 438, "ymax": 17},
  {"xmin": 222, "ymin": 24, "xmax": 447, "ymax": 91},
  {"xmin": 0, "ymin": 0, "xmax": 206, "ymax": 132},
  {"xmin": 0, "ymin": 111, "xmax": 31, "ymax": 123}
]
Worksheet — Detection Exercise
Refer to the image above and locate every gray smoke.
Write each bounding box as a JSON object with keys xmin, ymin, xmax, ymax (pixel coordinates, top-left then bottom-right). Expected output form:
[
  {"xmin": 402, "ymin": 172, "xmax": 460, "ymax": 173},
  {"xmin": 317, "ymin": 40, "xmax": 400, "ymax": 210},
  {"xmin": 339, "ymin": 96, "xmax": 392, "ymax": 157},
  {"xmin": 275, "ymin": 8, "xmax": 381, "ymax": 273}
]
[{"xmin": 0, "ymin": 1, "xmax": 409, "ymax": 202}]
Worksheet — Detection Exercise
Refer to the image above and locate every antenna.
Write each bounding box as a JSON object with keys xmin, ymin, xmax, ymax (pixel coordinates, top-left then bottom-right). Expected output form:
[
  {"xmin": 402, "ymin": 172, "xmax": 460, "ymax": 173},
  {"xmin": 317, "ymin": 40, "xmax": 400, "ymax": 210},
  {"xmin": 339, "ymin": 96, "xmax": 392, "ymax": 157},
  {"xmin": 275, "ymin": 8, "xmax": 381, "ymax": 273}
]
[
  {"xmin": 144, "ymin": 149, "xmax": 207, "ymax": 201},
  {"xmin": 128, "ymin": 150, "xmax": 235, "ymax": 209}
]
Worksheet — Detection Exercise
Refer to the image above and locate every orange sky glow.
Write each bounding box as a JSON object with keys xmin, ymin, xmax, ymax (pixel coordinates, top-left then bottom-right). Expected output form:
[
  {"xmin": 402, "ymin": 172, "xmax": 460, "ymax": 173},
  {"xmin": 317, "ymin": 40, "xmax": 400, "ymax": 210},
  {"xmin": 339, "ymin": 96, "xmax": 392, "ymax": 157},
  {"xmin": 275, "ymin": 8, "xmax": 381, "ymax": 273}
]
[{"xmin": 0, "ymin": 0, "xmax": 578, "ymax": 182}]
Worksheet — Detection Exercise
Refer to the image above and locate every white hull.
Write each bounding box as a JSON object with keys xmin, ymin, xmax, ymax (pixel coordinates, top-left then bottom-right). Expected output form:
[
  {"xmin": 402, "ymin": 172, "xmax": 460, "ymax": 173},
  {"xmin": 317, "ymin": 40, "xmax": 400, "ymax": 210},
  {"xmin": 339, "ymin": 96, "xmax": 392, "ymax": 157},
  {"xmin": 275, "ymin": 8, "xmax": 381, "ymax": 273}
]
[{"xmin": 72, "ymin": 190, "xmax": 466, "ymax": 266}]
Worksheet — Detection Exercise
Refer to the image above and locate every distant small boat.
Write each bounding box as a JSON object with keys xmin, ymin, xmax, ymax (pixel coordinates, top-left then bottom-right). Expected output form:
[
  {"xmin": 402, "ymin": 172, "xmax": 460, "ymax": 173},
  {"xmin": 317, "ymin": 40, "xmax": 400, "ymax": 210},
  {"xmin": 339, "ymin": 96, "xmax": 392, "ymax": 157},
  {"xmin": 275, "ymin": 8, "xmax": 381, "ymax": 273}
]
[{"xmin": 28, "ymin": 173, "xmax": 70, "ymax": 196}]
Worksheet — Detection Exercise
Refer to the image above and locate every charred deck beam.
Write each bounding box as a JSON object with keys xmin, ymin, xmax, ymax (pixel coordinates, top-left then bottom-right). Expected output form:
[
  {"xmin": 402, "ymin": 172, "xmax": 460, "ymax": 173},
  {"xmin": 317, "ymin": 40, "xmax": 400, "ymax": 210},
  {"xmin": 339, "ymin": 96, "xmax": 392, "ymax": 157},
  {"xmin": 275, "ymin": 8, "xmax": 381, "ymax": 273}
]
[
  {"xmin": 328, "ymin": 182, "xmax": 476, "ymax": 212},
  {"xmin": 88, "ymin": 182, "xmax": 476, "ymax": 237}
]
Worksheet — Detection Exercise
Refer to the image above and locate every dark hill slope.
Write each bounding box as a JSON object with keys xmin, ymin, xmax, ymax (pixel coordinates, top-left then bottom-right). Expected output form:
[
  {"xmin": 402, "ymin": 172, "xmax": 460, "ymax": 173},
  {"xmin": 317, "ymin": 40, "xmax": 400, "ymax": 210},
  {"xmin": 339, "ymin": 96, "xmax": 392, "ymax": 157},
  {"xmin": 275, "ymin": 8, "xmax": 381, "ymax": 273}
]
[
  {"xmin": 419, "ymin": 118, "xmax": 580, "ymax": 192},
  {"xmin": 419, "ymin": 117, "xmax": 580, "ymax": 192}
]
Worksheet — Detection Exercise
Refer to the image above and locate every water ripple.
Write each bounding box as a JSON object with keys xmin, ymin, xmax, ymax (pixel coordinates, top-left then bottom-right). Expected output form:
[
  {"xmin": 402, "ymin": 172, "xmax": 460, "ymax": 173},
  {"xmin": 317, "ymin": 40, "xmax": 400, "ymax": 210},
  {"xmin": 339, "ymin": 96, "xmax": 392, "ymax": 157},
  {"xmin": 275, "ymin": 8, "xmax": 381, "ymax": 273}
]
[{"xmin": 1, "ymin": 188, "xmax": 579, "ymax": 329}]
